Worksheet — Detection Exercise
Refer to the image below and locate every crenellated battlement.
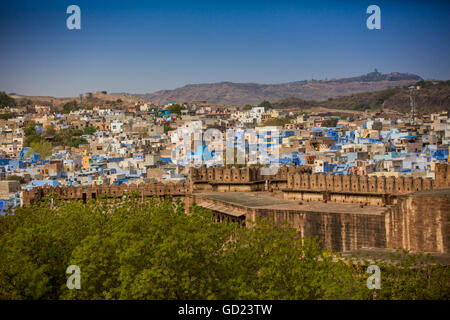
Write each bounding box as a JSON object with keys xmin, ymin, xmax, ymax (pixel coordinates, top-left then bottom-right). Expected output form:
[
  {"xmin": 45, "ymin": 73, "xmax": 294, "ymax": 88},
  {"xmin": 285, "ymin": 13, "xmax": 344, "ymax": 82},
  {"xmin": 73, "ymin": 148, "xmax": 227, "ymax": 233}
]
[
  {"xmin": 22, "ymin": 181, "xmax": 191, "ymax": 205},
  {"xmin": 435, "ymin": 163, "xmax": 450, "ymax": 189},
  {"xmin": 189, "ymin": 165, "xmax": 311, "ymax": 183},
  {"xmin": 189, "ymin": 165, "xmax": 312, "ymax": 192},
  {"xmin": 22, "ymin": 163, "xmax": 449, "ymax": 208},
  {"xmin": 285, "ymin": 172, "xmax": 435, "ymax": 195},
  {"xmin": 282, "ymin": 163, "xmax": 450, "ymax": 206}
]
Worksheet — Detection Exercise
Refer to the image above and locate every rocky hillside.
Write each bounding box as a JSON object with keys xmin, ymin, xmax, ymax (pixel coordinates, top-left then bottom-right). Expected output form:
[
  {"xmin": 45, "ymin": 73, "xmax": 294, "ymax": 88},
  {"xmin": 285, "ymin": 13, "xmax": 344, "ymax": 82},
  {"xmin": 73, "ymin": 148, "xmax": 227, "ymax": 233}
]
[
  {"xmin": 9, "ymin": 91, "xmax": 147, "ymax": 112},
  {"xmin": 137, "ymin": 72, "xmax": 422, "ymax": 107},
  {"xmin": 272, "ymin": 80, "xmax": 450, "ymax": 114}
]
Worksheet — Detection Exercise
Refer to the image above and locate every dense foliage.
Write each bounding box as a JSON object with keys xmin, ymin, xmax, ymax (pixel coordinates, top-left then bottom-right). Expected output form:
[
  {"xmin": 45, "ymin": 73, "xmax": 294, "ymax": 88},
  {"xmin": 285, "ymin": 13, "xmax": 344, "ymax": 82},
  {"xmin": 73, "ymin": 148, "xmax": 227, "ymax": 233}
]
[
  {"xmin": 167, "ymin": 104, "xmax": 186, "ymax": 115},
  {"xmin": 258, "ymin": 100, "xmax": 273, "ymax": 109},
  {"xmin": 164, "ymin": 125, "xmax": 174, "ymax": 133},
  {"xmin": 0, "ymin": 92, "xmax": 16, "ymax": 108},
  {"xmin": 261, "ymin": 117, "xmax": 292, "ymax": 127},
  {"xmin": 321, "ymin": 118, "xmax": 339, "ymax": 127},
  {"xmin": 83, "ymin": 126, "xmax": 97, "ymax": 135},
  {"xmin": 24, "ymin": 122, "xmax": 89, "ymax": 154},
  {"xmin": 0, "ymin": 195, "xmax": 448, "ymax": 300},
  {"xmin": 53, "ymin": 128, "xmax": 88, "ymax": 148},
  {"xmin": 62, "ymin": 101, "xmax": 79, "ymax": 114},
  {"xmin": 27, "ymin": 140, "xmax": 53, "ymax": 159},
  {"xmin": 23, "ymin": 122, "xmax": 52, "ymax": 158},
  {"xmin": 0, "ymin": 112, "xmax": 18, "ymax": 120}
]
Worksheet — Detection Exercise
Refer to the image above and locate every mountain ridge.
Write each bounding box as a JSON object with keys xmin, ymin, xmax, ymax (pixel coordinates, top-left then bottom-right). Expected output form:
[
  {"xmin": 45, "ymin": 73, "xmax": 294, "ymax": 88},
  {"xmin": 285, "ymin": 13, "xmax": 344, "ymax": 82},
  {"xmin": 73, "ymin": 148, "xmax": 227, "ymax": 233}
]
[
  {"xmin": 136, "ymin": 72, "xmax": 423, "ymax": 106},
  {"xmin": 271, "ymin": 80, "xmax": 450, "ymax": 114}
]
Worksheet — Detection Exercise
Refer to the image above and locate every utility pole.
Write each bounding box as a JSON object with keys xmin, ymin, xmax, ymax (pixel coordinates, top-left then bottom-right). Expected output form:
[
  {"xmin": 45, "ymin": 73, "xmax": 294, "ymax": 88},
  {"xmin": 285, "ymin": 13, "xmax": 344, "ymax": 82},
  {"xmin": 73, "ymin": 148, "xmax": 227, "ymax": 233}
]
[{"xmin": 408, "ymin": 86, "xmax": 418, "ymax": 125}]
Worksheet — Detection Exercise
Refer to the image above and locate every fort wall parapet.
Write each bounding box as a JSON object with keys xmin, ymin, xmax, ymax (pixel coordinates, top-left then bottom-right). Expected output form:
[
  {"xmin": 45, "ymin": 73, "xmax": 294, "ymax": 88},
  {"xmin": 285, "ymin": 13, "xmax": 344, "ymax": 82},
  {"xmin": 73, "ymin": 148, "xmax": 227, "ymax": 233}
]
[
  {"xmin": 23, "ymin": 164, "xmax": 449, "ymax": 207},
  {"xmin": 189, "ymin": 165, "xmax": 311, "ymax": 191},
  {"xmin": 22, "ymin": 181, "xmax": 191, "ymax": 205},
  {"xmin": 189, "ymin": 165, "xmax": 311, "ymax": 183},
  {"xmin": 283, "ymin": 163, "xmax": 449, "ymax": 206},
  {"xmin": 286, "ymin": 172, "xmax": 434, "ymax": 195}
]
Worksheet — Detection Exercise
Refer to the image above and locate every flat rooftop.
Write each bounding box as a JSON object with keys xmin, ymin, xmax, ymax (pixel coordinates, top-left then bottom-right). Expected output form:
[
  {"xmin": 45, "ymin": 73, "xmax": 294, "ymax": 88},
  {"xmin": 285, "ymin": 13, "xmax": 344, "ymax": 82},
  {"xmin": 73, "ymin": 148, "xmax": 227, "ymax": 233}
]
[{"xmin": 197, "ymin": 191, "xmax": 388, "ymax": 215}]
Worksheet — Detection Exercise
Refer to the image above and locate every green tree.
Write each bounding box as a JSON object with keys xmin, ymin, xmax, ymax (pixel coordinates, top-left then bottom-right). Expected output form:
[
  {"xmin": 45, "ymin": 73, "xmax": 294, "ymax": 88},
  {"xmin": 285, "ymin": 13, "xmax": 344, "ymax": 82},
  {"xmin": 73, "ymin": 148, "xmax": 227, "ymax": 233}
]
[
  {"xmin": 24, "ymin": 121, "xmax": 37, "ymax": 136},
  {"xmin": 164, "ymin": 125, "xmax": 174, "ymax": 134},
  {"xmin": 321, "ymin": 118, "xmax": 339, "ymax": 127},
  {"xmin": 258, "ymin": 100, "xmax": 272, "ymax": 110},
  {"xmin": 0, "ymin": 92, "xmax": 16, "ymax": 108},
  {"xmin": 261, "ymin": 117, "xmax": 291, "ymax": 127},
  {"xmin": 23, "ymin": 121, "xmax": 45, "ymax": 148},
  {"xmin": 167, "ymin": 104, "xmax": 185, "ymax": 115},
  {"xmin": 0, "ymin": 195, "xmax": 448, "ymax": 300},
  {"xmin": 69, "ymin": 137, "xmax": 88, "ymax": 148},
  {"xmin": 27, "ymin": 140, "xmax": 53, "ymax": 159},
  {"xmin": 0, "ymin": 112, "xmax": 17, "ymax": 120},
  {"xmin": 24, "ymin": 135, "xmax": 42, "ymax": 148},
  {"xmin": 54, "ymin": 128, "xmax": 88, "ymax": 148},
  {"xmin": 242, "ymin": 104, "xmax": 255, "ymax": 111},
  {"xmin": 43, "ymin": 125, "xmax": 56, "ymax": 138},
  {"xmin": 62, "ymin": 101, "xmax": 79, "ymax": 114},
  {"xmin": 83, "ymin": 126, "xmax": 97, "ymax": 135}
]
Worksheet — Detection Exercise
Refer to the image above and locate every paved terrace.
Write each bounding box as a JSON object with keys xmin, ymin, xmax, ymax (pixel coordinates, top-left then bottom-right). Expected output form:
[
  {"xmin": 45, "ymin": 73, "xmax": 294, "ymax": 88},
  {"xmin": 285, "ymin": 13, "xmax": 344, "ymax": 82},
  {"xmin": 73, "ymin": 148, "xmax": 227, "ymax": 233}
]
[{"xmin": 195, "ymin": 191, "xmax": 388, "ymax": 215}]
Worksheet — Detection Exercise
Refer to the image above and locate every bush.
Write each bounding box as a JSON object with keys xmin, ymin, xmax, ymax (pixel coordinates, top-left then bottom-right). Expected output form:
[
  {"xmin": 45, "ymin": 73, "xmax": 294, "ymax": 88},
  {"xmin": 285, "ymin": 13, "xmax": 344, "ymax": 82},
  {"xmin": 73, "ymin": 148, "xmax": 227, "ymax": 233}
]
[
  {"xmin": 83, "ymin": 126, "xmax": 97, "ymax": 135},
  {"xmin": 0, "ymin": 92, "xmax": 16, "ymax": 108},
  {"xmin": 62, "ymin": 101, "xmax": 79, "ymax": 114},
  {"xmin": 261, "ymin": 117, "xmax": 291, "ymax": 126},
  {"xmin": 0, "ymin": 196, "xmax": 447, "ymax": 300},
  {"xmin": 321, "ymin": 118, "xmax": 339, "ymax": 127}
]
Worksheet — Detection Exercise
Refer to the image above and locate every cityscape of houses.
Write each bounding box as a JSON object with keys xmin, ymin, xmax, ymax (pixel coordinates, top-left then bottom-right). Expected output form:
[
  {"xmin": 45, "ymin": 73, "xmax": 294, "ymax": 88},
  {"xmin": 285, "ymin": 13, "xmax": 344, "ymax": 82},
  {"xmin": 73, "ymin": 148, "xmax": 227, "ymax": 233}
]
[{"xmin": 0, "ymin": 95, "xmax": 449, "ymax": 215}]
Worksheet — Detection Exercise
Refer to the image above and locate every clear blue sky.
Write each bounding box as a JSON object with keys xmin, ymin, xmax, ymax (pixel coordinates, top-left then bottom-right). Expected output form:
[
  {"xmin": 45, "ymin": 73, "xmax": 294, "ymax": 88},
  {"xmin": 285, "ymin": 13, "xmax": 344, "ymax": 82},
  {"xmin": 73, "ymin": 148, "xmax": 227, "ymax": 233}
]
[{"xmin": 0, "ymin": 0, "xmax": 449, "ymax": 97}]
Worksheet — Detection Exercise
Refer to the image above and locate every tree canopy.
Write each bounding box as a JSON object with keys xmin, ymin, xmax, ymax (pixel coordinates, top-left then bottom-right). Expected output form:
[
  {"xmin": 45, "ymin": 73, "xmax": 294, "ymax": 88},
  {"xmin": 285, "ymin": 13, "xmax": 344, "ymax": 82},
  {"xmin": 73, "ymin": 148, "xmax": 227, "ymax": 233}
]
[
  {"xmin": 0, "ymin": 92, "xmax": 16, "ymax": 108},
  {"xmin": 261, "ymin": 117, "xmax": 291, "ymax": 127},
  {"xmin": 167, "ymin": 104, "xmax": 186, "ymax": 115},
  {"xmin": 26, "ymin": 140, "xmax": 53, "ymax": 159},
  {"xmin": 258, "ymin": 100, "xmax": 273, "ymax": 109},
  {"xmin": 62, "ymin": 100, "xmax": 79, "ymax": 114},
  {"xmin": 0, "ymin": 195, "xmax": 448, "ymax": 300},
  {"xmin": 83, "ymin": 126, "xmax": 97, "ymax": 135},
  {"xmin": 242, "ymin": 104, "xmax": 255, "ymax": 111},
  {"xmin": 53, "ymin": 128, "xmax": 88, "ymax": 148},
  {"xmin": 0, "ymin": 112, "xmax": 17, "ymax": 120},
  {"xmin": 24, "ymin": 123, "xmax": 88, "ymax": 151},
  {"xmin": 321, "ymin": 118, "xmax": 339, "ymax": 127}
]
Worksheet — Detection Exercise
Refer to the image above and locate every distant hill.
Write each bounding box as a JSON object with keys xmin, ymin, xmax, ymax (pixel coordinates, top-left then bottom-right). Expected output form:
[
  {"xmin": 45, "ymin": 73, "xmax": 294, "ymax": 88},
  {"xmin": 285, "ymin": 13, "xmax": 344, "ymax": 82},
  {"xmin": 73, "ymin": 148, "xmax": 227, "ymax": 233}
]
[
  {"xmin": 136, "ymin": 72, "xmax": 422, "ymax": 107},
  {"xmin": 9, "ymin": 91, "xmax": 147, "ymax": 111},
  {"xmin": 272, "ymin": 80, "xmax": 450, "ymax": 114}
]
